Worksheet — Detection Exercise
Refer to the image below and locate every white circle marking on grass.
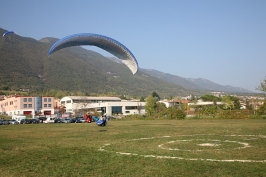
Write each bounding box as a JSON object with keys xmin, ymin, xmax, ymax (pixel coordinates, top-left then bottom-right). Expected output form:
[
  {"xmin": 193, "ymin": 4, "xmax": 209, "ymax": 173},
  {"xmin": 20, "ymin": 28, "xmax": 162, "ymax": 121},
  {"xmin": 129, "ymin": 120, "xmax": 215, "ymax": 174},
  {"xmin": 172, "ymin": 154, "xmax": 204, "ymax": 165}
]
[
  {"xmin": 99, "ymin": 134, "xmax": 266, "ymax": 163},
  {"xmin": 198, "ymin": 143, "xmax": 220, "ymax": 147},
  {"xmin": 158, "ymin": 139, "xmax": 250, "ymax": 151}
]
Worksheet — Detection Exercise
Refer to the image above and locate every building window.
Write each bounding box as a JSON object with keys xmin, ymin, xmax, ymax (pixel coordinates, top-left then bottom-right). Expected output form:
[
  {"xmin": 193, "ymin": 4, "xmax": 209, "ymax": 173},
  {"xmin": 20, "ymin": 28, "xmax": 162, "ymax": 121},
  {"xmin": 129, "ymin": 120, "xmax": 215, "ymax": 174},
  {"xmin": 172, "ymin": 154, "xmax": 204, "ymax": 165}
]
[
  {"xmin": 44, "ymin": 98, "xmax": 47, "ymax": 102},
  {"xmin": 23, "ymin": 98, "xmax": 27, "ymax": 102},
  {"xmin": 111, "ymin": 106, "xmax": 122, "ymax": 114},
  {"xmin": 48, "ymin": 98, "xmax": 51, "ymax": 102},
  {"xmin": 28, "ymin": 104, "xmax": 32, "ymax": 108},
  {"xmin": 44, "ymin": 104, "xmax": 47, "ymax": 107},
  {"xmin": 125, "ymin": 106, "xmax": 138, "ymax": 110},
  {"xmin": 48, "ymin": 104, "xmax": 51, "ymax": 107},
  {"xmin": 28, "ymin": 98, "xmax": 32, "ymax": 102},
  {"xmin": 23, "ymin": 104, "xmax": 27, "ymax": 108}
]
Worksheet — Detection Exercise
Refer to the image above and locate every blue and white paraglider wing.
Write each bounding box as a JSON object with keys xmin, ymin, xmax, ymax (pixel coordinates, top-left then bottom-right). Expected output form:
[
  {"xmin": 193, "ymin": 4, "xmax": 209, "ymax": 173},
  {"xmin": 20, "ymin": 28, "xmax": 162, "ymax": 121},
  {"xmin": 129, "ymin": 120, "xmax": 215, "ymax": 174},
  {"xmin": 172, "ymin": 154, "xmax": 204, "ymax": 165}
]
[
  {"xmin": 96, "ymin": 119, "xmax": 105, "ymax": 125},
  {"xmin": 3, "ymin": 31, "xmax": 15, "ymax": 37},
  {"xmin": 48, "ymin": 33, "xmax": 138, "ymax": 74}
]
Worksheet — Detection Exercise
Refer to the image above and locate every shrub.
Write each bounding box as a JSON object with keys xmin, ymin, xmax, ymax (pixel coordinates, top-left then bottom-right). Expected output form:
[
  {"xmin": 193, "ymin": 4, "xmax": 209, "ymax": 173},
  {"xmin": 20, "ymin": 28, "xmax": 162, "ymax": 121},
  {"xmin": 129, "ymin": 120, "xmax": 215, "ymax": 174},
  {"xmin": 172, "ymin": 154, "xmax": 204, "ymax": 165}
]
[
  {"xmin": 161, "ymin": 107, "xmax": 186, "ymax": 120},
  {"xmin": 216, "ymin": 110, "xmax": 250, "ymax": 119},
  {"xmin": 124, "ymin": 114, "xmax": 146, "ymax": 120}
]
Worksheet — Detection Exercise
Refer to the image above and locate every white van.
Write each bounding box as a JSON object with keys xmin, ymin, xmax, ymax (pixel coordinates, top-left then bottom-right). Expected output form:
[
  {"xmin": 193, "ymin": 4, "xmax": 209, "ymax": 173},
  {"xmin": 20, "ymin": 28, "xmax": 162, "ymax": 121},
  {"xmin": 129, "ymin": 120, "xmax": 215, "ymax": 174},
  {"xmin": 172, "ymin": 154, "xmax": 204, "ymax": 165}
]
[
  {"xmin": 43, "ymin": 117, "xmax": 56, "ymax": 124},
  {"xmin": 12, "ymin": 115, "xmax": 26, "ymax": 124}
]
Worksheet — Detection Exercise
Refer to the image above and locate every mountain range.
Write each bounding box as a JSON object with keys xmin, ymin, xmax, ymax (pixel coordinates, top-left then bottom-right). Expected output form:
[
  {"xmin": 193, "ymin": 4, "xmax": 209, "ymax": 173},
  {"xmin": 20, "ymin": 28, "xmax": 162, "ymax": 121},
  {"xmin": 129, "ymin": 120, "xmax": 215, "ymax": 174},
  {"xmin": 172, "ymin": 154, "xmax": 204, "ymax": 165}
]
[
  {"xmin": 0, "ymin": 27, "xmax": 253, "ymax": 98},
  {"xmin": 139, "ymin": 68, "xmax": 253, "ymax": 93}
]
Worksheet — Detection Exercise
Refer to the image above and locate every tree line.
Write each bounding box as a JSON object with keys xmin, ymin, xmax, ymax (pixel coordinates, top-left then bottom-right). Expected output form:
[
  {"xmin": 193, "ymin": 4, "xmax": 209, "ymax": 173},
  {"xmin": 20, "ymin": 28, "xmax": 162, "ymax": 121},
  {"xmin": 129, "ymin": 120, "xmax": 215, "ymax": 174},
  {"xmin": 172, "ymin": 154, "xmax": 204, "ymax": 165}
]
[{"xmin": 142, "ymin": 91, "xmax": 266, "ymax": 120}]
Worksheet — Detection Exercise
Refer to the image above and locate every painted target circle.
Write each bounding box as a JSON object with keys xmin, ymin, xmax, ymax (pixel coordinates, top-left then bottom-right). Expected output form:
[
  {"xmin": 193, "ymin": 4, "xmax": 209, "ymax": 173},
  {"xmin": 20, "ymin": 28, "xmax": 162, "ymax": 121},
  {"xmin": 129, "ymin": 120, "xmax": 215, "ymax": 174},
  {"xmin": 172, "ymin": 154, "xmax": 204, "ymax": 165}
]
[{"xmin": 99, "ymin": 134, "xmax": 266, "ymax": 162}]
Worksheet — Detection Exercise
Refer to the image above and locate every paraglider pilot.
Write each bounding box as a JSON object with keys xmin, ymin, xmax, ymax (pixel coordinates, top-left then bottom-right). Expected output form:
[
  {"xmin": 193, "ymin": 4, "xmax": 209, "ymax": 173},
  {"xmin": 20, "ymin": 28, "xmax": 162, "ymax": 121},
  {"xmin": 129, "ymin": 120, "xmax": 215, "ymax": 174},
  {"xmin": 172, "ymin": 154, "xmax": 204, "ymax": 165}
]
[
  {"xmin": 84, "ymin": 112, "xmax": 92, "ymax": 123},
  {"xmin": 96, "ymin": 113, "xmax": 108, "ymax": 126}
]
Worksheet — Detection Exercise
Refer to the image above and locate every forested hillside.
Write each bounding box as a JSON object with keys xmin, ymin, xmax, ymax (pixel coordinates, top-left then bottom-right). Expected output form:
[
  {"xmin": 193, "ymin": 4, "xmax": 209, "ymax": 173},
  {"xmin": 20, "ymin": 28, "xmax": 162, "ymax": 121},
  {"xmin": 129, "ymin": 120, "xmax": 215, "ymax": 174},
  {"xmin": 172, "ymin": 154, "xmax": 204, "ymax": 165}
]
[{"xmin": 1, "ymin": 28, "xmax": 201, "ymax": 97}]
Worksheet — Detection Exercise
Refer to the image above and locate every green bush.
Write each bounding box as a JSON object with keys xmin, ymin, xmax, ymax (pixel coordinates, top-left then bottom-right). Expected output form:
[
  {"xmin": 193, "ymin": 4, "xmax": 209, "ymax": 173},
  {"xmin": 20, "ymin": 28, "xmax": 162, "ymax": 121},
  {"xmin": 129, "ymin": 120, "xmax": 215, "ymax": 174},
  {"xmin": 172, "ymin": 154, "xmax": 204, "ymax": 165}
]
[
  {"xmin": 123, "ymin": 114, "xmax": 146, "ymax": 120},
  {"xmin": 216, "ymin": 110, "xmax": 250, "ymax": 119},
  {"xmin": 160, "ymin": 107, "xmax": 186, "ymax": 120}
]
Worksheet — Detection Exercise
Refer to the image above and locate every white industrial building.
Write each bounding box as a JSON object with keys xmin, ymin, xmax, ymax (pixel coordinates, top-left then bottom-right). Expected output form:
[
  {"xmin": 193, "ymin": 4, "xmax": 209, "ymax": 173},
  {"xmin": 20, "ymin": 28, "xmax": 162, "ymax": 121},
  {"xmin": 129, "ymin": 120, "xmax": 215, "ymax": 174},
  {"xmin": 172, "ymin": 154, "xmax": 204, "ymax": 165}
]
[
  {"xmin": 188, "ymin": 100, "xmax": 223, "ymax": 106},
  {"xmin": 60, "ymin": 96, "xmax": 146, "ymax": 116}
]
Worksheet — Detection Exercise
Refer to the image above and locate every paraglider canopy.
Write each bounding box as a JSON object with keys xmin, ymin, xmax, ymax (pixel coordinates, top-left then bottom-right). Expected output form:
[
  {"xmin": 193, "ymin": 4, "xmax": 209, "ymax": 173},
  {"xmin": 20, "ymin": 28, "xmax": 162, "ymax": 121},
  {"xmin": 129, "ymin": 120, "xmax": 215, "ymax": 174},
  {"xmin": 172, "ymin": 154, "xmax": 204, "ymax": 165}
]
[
  {"xmin": 48, "ymin": 33, "xmax": 138, "ymax": 74},
  {"xmin": 3, "ymin": 31, "xmax": 15, "ymax": 37}
]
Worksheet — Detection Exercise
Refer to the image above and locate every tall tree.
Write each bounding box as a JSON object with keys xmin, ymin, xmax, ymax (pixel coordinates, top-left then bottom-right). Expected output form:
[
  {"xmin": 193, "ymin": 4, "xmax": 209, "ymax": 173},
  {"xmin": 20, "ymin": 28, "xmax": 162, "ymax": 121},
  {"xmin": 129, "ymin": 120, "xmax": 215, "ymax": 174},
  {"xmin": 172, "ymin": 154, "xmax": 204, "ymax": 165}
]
[
  {"xmin": 140, "ymin": 96, "xmax": 145, "ymax": 102},
  {"xmin": 228, "ymin": 95, "xmax": 241, "ymax": 109},
  {"xmin": 222, "ymin": 96, "xmax": 234, "ymax": 110},
  {"xmin": 145, "ymin": 95, "xmax": 157, "ymax": 116},
  {"xmin": 257, "ymin": 77, "xmax": 266, "ymax": 92},
  {"xmin": 156, "ymin": 102, "xmax": 167, "ymax": 113},
  {"xmin": 152, "ymin": 91, "xmax": 160, "ymax": 101},
  {"xmin": 257, "ymin": 99, "xmax": 266, "ymax": 115}
]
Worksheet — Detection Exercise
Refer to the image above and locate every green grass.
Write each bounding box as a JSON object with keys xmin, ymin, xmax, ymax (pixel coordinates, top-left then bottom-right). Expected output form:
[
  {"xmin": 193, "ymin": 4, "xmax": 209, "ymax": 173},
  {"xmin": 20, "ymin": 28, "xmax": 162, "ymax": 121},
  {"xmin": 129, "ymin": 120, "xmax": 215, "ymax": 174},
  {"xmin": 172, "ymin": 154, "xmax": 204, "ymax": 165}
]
[{"xmin": 0, "ymin": 119, "xmax": 266, "ymax": 177}]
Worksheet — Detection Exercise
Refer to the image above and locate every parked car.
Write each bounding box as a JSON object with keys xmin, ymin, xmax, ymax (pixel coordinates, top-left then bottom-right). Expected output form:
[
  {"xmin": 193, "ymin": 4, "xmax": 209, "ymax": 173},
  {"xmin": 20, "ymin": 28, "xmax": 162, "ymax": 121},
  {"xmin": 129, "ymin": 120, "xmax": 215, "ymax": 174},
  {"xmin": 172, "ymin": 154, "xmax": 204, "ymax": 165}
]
[
  {"xmin": 43, "ymin": 117, "xmax": 56, "ymax": 124},
  {"xmin": 54, "ymin": 118, "xmax": 63, "ymax": 123},
  {"xmin": 74, "ymin": 118, "xmax": 83, "ymax": 123},
  {"xmin": 20, "ymin": 119, "xmax": 33, "ymax": 124},
  {"xmin": 62, "ymin": 118, "xmax": 71, "ymax": 123},
  {"xmin": 70, "ymin": 118, "xmax": 75, "ymax": 123},
  {"xmin": 20, "ymin": 119, "xmax": 26, "ymax": 124},
  {"xmin": 8, "ymin": 119, "xmax": 19, "ymax": 124},
  {"xmin": 0, "ymin": 120, "xmax": 10, "ymax": 125},
  {"xmin": 31, "ymin": 119, "xmax": 40, "ymax": 124},
  {"xmin": 4, "ymin": 120, "xmax": 10, "ymax": 125},
  {"xmin": 70, "ymin": 117, "xmax": 83, "ymax": 123},
  {"xmin": 77, "ymin": 117, "xmax": 86, "ymax": 123},
  {"xmin": 38, "ymin": 117, "xmax": 47, "ymax": 123},
  {"xmin": 11, "ymin": 115, "xmax": 26, "ymax": 124}
]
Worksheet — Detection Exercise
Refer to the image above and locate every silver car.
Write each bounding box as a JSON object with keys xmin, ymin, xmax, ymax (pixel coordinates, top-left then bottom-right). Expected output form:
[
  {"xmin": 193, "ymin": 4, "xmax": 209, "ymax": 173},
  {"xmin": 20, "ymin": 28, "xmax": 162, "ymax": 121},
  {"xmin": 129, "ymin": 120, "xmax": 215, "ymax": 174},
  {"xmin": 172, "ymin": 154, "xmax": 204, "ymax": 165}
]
[
  {"xmin": 9, "ymin": 119, "xmax": 19, "ymax": 124},
  {"xmin": 62, "ymin": 118, "xmax": 71, "ymax": 123}
]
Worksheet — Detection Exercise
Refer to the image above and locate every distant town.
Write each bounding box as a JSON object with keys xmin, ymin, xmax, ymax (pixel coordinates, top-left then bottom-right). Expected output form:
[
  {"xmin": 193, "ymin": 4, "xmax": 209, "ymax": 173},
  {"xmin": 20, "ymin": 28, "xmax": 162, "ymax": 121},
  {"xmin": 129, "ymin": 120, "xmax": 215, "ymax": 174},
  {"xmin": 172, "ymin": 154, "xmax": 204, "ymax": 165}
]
[{"xmin": 1, "ymin": 91, "xmax": 265, "ymax": 120}]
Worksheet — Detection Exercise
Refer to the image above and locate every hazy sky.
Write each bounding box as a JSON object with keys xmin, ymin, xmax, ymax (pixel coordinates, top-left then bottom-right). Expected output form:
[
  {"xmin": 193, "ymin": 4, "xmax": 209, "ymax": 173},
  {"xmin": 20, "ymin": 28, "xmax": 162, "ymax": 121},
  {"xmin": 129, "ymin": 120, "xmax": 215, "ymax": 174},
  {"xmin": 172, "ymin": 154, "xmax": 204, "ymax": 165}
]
[{"xmin": 1, "ymin": 0, "xmax": 266, "ymax": 92}]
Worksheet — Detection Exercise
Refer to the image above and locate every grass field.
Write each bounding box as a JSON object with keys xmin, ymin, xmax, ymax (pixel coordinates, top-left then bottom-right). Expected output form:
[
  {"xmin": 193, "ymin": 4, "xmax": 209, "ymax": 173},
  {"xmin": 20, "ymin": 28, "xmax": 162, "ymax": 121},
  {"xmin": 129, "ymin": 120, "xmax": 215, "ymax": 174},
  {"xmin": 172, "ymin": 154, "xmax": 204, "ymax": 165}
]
[{"xmin": 0, "ymin": 119, "xmax": 266, "ymax": 177}]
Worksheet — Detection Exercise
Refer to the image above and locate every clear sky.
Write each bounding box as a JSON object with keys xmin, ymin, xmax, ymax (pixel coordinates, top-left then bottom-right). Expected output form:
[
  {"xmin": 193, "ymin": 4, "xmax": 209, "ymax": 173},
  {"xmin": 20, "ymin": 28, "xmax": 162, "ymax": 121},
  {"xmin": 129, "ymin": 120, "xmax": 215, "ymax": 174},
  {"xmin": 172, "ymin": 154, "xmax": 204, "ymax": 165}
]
[{"xmin": 1, "ymin": 0, "xmax": 266, "ymax": 92}]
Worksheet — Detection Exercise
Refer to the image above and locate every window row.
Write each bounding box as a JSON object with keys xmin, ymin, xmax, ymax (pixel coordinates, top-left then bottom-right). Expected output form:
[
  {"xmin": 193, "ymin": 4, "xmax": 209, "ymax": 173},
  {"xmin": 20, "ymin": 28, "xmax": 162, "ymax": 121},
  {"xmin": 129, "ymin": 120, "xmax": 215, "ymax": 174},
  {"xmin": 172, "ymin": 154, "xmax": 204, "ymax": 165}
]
[
  {"xmin": 23, "ymin": 104, "xmax": 33, "ymax": 108},
  {"xmin": 23, "ymin": 98, "xmax": 52, "ymax": 102},
  {"xmin": 125, "ymin": 106, "xmax": 145, "ymax": 110},
  {"xmin": 23, "ymin": 98, "xmax": 33, "ymax": 102},
  {"xmin": 44, "ymin": 98, "xmax": 52, "ymax": 102},
  {"xmin": 23, "ymin": 104, "xmax": 52, "ymax": 108}
]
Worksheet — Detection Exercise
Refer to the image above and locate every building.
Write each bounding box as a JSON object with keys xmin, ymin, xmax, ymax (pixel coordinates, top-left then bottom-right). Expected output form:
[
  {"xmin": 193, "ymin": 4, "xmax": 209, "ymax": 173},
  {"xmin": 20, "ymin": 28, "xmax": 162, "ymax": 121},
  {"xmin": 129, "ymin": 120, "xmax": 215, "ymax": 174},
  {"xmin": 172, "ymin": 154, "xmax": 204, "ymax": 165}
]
[
  {"xmin": 159, "ymin": 99, "xmax": 190, "ymax": 108},
  {"xmin": 60, "ymin": 96, "xmax": 146, "ymax": 116},
  {"xmin": 0, "ymin": 95, "xmax": 55, "ymax": 116},
  {"xmin": 188, "ymin": 100, "xmax": 223, "ymax": 106}
]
